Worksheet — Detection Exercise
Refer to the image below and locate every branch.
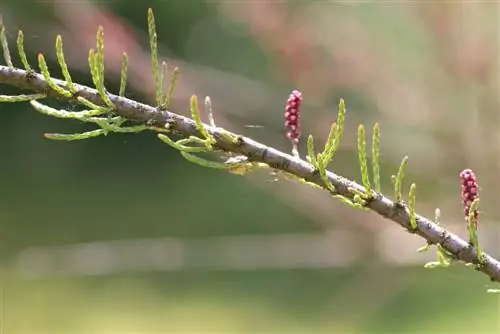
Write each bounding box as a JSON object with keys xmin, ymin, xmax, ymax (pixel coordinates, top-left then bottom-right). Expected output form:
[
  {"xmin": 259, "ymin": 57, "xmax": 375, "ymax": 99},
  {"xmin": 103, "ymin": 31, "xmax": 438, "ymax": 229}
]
[
  {"xmin": 1, "ymin": 64, "xmax": 500, "ymax": 284},
  {"xmin": 1, "ymin": 7, "xmax": 499, "ymax": 289}
]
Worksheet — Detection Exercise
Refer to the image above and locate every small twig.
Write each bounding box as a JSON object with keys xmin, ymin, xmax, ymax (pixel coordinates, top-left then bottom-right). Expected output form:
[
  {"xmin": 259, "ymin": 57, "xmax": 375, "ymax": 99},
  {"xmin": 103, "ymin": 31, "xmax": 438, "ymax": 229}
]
[{"xmin": 0, "ymin": 64, "xmax": 499, "ymax": 283}]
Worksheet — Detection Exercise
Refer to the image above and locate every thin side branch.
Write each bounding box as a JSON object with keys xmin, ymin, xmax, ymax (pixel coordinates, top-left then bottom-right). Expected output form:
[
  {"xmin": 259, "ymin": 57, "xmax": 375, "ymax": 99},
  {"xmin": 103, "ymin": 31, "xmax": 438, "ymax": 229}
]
[{"xmin": 1, "ymin": 64, "xmax": 499, "ymax": 282}]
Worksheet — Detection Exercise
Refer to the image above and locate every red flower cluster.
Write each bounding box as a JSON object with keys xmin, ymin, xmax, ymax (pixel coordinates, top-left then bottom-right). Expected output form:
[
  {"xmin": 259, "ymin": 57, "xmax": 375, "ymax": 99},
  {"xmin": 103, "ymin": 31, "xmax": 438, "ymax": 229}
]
[
  {"xmin": 284, "ymin": 90, "xmax": 302, "ymax": 146},
  {"xmin": 459, "ymin": 168, "xmax": 479, "ymax": 225}
]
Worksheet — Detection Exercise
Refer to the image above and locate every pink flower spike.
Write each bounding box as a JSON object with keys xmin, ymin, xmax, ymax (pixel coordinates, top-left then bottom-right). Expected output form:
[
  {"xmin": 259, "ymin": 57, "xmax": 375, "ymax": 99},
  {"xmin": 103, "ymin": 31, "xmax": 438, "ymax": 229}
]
[
  {"xmin": 285, "ymin": 90, "xmax": 302, "ymax": 157},
  {"xmin": 459, "ymin": 168, "xmax": 479, "ymax": 227}
]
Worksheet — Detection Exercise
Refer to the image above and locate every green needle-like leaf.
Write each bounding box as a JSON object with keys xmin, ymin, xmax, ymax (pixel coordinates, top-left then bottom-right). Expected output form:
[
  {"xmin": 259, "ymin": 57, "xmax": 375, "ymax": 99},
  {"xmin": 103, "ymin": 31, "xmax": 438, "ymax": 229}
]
[
  {"xmin": 205, "ymin": 96, "xmax": 215, "ymax": 127},
  {"xmin": 437, "ymin": 246, "xmax": 451, "ymax": 267},
  {"xmin": 320, "ymin": 122, "xmax": 337, "ymax": 166},
  {"xmin": 372, "ymin": 122, "xmax": 380, "ymax": 192},
  {"xmin": 0, "ymin": 16, "xmax": 12, "ymax": 68},
  {"xmin": 220, "ymin": 130, "xmax": 241, "ymax": 145},
  {"xmin": 357, "ymin": 124, "xmax": 372, "ymax": 196},
  {"xmin": 16, "ymin": 30, "xmax": 30, "ymax": 71},
  {"xmin": 55, "ymin": 35, "xmax": 76, "ymax": 94},
  {"xmin": 108, "ymin": 124, "xmax": 148, "ymax": 133},
  {"xmin": 159, "ymin": 61, "xmax": 168, "ymax": 107},
  {"xmin": 119, "ymin": 52, "xmax": 128, "ymax": 97},
  {"xmin": 157, "ymin": 134, "xmax": 206, "ymax": 153},
  {"xmin": 394, "ymin": 156, "xmax": 409, "ymax": 202},
  {"xmin": 180, "ymin": 151, "xmax": 247, "ymax": 171},
  {"xmin": 417, "ymin": 244, "xmax": 431, "ymax": 253},
  {"xmin": 76, "ymin": 96, "xmax": 108, "ymax": 113},
  {"xmin": 0, "ymin": 93, "xmax": 45, "ymax": 102},
  {"xmin": 191, "ymin": 95, "xmax": 215, "ymax": 148},
  {"xmin": 166, "ymin": 66, "xmax": 179, "ymax": 108},
  {"xmin": 148, "ymin": 8, "xmax": 162, "ymax": 107},
  {"xmin": 44, "ymin": 129, "xmax": 106, "ymax": 141},
  {"xmin": 94, "ymin": 27, "xmax": 114, "ymax": 108},
  {"xmin": 318, "ymin": 99, "xmax": 346, "ymax": 168},
  {"xmin": 30, "ymin": 100, "xmax": 112, "ymax": 122},
  {"xmin": 467, "ymin": 198, "xmax": 483, "ymax": 262},
  {"xmin": 408, "ymin": 183, "xmax": 417, "ymax": 230},
  {"xmin": 306, "ymin": 134, "xmax": 317, "ymax": 167},
  {"xmin": 95, "ymin": 26, "xmax": 105, "ymax": 85},
  {"xmin": 55, "ymin": 35, "xmax": 75, "ymax": 93},
  {"xmin": 334, "ymin": 194, "xmax": 364, "ymax": 209},
  {"xmin": 37, "ymin": 53, "xmax": 72, "ymax": 97},
  {"xmin": 333, "ymin": 99, "xmax": 346, "ymax": 153},
  {"xmin": 319, "ymin": 168, "xmax": 336, "ymax": 193},
  {"xmin": 88, "ymin": 48, "xmax": 99, "ymax": 87}
]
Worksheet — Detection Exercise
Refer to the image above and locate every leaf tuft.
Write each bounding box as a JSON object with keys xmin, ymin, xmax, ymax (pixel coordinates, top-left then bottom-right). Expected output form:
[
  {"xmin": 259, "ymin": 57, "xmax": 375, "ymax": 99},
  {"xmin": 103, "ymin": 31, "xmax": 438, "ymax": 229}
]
[
  {"xmin": 119, "ymin": 52, "xmax": 128, "ymax": 97},
  {"xmin": 393, "ymin": 156, "xmax": 409, "ymax": 202},
  {"xmin": 357, "ymin": 124, "xmax": 372, "ymax": 196},
  {"xmin": 16, "ymin": 30, "xmax": 30, "ymax": 70},
  {"xmin": 37, "ymin": 53, "xmax": 72, "ymax": 97},
  {"xmin": 55, "ymin": 35, "xmax": 76, "ymax": 93},
  {"xmin": 148, "ymin": 8, "xmax": 162, "ymax": 107},
  {"xmin": 408, "ymin": 183, "xmax": 417, "ymax": 230},
  {"xmin": 0, "ymin": 16, "xmax": 12, "ymax": 67},
  {"xmin": 372, "ymin": 122, "xmax": 380, "ymax": 192}
]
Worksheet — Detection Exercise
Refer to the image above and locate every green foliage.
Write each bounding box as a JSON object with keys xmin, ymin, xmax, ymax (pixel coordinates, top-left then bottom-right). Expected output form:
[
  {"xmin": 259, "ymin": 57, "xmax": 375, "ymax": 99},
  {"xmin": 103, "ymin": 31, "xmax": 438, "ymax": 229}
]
[
  {"xmin": 160, "ymin": 60, "xmax": 168, "ymax": 102},
  {"xmin": 148, "ymin": 8, "xmax": 164, "ymax": 108},
  {"xmin": 423, "ymin": 245, "xmax": 452, "ymax": 269},
  {"xmin": 89, "ymin": 27, "xmax": 114, "ymax": 108},
  {"xmin": 421, "ymin": 208, "xmax": 452, "ymax": 269},
  {"xmin": 303, "ymin": 99, "xmax": 385, "ymax": 209},
  {"xmin": 181, "ymin": 151, "xmax": 249, "ymax": 171},
  {"xmin": 167, "ymin": 67, "xmax": 179, "ymax": 108},
  {"xmin": 320, "ymin": 120, "xmax": 338, "ymax": 165},
  {"xmin": 392, "ymin": 156, "xmax": 408, "ymax": 202},
  {"xmin": 0, "ymin": 15, "xmax": 12, "ymax": 68},
  {"xmin": 158, "ymin": 135, "xmax": 207, "ymax": 153},
  {"xmin": 76, "ymin": 96, "xmax": 108, "ymax": 112},
  {"xmin": 205, "ymin": 96, "xmax": 215, "ymax": 127},
  {"xmin": 332, "ymin": 98, "xmax": 346, "ymax": 156},
  {"xmin": 372, "ymin": 122, "xmax": 381, "ymax": 192},
  {"xmin": 44, "ymin": 129, "xmax": 107, "ymax": 141},
  {"xmin": 191, "ymin": 95, "xmax": 216, "ymax": 148},
  {"xmin": 306, "ymin": 135, "xmax": 317, "ymax": 167},
  {"xmin": 29, "ymin": 100, "xmax": 147, "ymax": 140},
  {"xmin": 16, "ymin": 30, "xmax": 30, "ymax": 71},
  {"xmin": 467, "ymin": 199, "xmax": 483, "ymax": 263},
  {"xmin": 38, "ymin": 53, "xmax": 71, "ymax": 98},
  {"xmin": 119, "ymin": 52, "xmax": 128, "ymax": 97},
  {"xmin": 320, "ymin": 98, "xmax": 346, "ymax": 164},
  {"xmin": 55, "ymin": 35, "xmax": 76, "ymax": 94},
  {"xmin": 0, "ymin": 93, "xmax": 45, "ymax": 102},
  {"xmin": 357, "ymin": 124, "xmax": 372, "ymax": 197},
  {"xmin": 306, "ymin": 103, "xmax": 341, "ymax": 193},
  {"xmin": 408, "ymin": 183, "xmax": 417, "ymax": 230},
  {"xmin": 146, "ymin": 8, "xmax": 178, "ymax": 110},
  {"xmin": 157, "ymin": 91, "xmax": 252, "ymax": 173}
]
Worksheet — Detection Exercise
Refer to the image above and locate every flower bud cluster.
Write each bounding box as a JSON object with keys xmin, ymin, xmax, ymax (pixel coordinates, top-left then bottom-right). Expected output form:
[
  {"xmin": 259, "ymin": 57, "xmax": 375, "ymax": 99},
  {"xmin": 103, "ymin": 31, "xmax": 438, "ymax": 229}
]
[
  {"xmin": 459, "ymin": 168, "xmax": 479, "ymax": 226},
  {"xmin": 284, "ymin": 90, "xmax": 302, "ymax": 146}
]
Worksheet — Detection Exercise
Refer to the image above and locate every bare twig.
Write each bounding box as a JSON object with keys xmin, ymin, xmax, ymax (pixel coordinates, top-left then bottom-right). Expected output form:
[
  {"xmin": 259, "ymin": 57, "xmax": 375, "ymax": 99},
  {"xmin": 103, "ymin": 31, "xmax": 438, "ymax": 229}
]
[{"xmin": 1, "ymin": 64, "xmax": 499, "ymax": 283}]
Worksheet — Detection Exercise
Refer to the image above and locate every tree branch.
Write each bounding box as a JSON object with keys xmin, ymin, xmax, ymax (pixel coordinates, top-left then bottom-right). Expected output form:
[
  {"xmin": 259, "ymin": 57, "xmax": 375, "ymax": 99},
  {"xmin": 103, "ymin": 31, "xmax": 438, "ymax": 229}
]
[{"xmin": 1, "ymin": 64, "xmax": 500, "ymax": 284}]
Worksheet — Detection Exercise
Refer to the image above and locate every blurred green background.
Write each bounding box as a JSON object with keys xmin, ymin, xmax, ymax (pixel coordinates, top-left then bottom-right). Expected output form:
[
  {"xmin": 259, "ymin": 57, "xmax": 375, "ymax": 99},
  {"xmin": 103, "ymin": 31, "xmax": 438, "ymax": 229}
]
[{"xmin": 0, "ymin": 1, "xmax": 499, "ymax": 333}]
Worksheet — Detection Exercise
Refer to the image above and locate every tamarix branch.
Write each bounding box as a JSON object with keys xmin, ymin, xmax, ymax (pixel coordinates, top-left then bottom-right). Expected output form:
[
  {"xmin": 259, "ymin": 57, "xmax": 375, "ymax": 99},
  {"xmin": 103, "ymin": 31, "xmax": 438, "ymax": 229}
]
[{"xmin": 0, "ymin": 9, "xmax": 499, "ymax": 291}]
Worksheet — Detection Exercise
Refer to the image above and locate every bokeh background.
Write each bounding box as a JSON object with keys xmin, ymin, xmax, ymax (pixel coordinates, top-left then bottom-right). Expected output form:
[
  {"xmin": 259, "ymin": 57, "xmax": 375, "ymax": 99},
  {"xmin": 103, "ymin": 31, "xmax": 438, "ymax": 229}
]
[{"xmin": 1, "ymin": 1, "xmax": 499, "ymax": 333}]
